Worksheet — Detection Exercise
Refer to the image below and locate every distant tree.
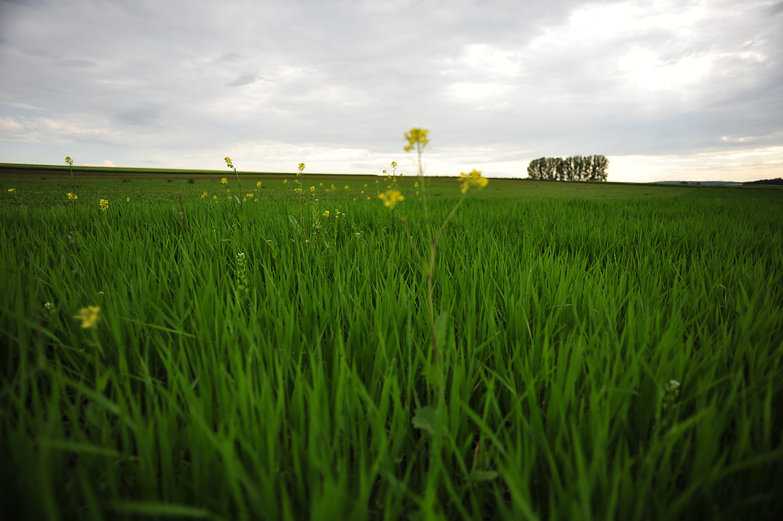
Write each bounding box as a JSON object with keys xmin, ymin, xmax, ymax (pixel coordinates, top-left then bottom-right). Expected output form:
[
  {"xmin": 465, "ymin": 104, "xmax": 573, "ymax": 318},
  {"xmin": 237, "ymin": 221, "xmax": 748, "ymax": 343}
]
[
  {"xmin": 555, "ymin": 157, "xmax": 566, "ymax": 181},
  {"xmin": 592, "ymin": 155, "xmax": 609, "ymax": 181},
  {"xmin": 526, "ymin": 155, "xmax": 608, "ymax": 181},
  {"xmin": 527, "ymin": 158, "xmax": 543, "ymax": 180}
]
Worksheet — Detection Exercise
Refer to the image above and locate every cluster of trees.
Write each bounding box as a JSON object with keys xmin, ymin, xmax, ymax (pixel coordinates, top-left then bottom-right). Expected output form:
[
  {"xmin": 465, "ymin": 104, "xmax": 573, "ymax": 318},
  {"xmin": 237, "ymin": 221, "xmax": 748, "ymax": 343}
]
[{"xmin": 527, "ymin": 155, "xmax": 609, "ymax": 182}]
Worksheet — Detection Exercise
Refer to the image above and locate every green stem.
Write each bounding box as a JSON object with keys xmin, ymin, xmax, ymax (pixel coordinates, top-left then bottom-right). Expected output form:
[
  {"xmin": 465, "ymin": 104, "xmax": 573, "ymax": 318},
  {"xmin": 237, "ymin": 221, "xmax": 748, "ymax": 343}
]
[
  {"xmin": 433, "ymin": 195, "xmax": 465, "ymax": 247},
  {"xmin": 233, "ymin": 167, "xmax": 243, "ymax": 209},
  {"xmin": 398, "ymin": 216, "xmax": 423, "ymax": 263},
  {"xmin": 427, "ymin": 240, "xmax": 438, "ymax": 366}
]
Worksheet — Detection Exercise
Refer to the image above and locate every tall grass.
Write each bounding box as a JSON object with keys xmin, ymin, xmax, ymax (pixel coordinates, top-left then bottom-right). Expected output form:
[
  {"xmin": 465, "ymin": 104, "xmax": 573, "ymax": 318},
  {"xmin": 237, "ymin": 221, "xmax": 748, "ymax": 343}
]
[{"xmin": 1, "ymin": 185, "xmax": 782, "ymax": 520}]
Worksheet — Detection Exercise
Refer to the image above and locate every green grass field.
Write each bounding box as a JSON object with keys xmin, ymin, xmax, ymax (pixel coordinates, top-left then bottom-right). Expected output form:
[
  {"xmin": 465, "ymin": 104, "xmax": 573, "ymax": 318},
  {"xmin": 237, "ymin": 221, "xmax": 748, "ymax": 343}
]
[{"xmin": 1, "ymin": 167, "xmax": 782, "ymax": 520}]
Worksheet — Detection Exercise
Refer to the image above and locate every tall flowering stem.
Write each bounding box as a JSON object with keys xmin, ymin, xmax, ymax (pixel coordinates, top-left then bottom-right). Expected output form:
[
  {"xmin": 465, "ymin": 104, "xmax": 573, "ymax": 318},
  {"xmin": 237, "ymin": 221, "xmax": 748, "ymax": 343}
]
[
  {"xmin": 404, "ymin": 128, "xmax": 429, "ymax": 176},
  {"xmin": 382, "ymin": 157, "xmax": 489, "ymax": 369},
  {"xmin": 225, "ymin": 156, "xmax": 243, "ymax": 208},
  {"xmin": 296, "ymin": 163, "xmax": 309, "ymax": 241},
  {"xmin": 64, "ymin": 157, "xmax": 77, "ymax": 225},
  {"xmin": 65, "ymin": 156, "xmax": 75, "ymax": 194},
  {"xmin": 404, "ymin": 128, "xmax": 431, "ymax": 223}
]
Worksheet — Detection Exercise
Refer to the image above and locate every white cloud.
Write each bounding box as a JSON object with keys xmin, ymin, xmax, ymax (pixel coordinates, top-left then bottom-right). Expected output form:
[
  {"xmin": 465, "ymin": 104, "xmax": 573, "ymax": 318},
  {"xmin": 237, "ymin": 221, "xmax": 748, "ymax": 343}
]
[
  {"xmin": 610, "ymin": 145, "xmax": 783, "ymax": 182},
  {"xmin": 0, "ymin": 115, "xmax": 120, "ymax": 144}
]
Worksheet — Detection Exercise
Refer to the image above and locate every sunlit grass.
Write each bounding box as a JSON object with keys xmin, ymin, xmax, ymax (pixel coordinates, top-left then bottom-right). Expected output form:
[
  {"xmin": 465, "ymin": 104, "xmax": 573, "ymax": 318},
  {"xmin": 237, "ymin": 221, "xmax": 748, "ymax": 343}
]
[{"xmin": 0, "ymin": 177, "xmax": 782, "ymax": 520}]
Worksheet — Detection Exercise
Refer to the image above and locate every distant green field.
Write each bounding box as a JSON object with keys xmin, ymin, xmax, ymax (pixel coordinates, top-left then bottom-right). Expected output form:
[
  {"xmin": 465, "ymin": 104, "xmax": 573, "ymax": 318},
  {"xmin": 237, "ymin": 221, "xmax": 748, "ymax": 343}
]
[
  {"xmin": 1, "ymin": 170, "xmax": 782, "ymax": 520},
  {"xmin": 1, "ymin": 162, "xmax": 714, "ymax": 205}
]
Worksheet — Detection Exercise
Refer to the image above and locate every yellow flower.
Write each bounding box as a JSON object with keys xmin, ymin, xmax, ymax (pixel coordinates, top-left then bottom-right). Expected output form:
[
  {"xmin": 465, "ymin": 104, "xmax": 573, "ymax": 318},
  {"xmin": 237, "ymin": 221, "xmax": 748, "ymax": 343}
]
[
  {"xmin": 319, "ymin": 182, "xmax": 324, "ymax": 187},
  {"xmin": 220, "ymin": 177, "xmax": 228, "ymax": 185},
  {"xmin": 378, "ymin": 189, "xmax": 404, "ymax": 209},
  {"xmin": 344, "ymin": 185, "xmax": 350, "ymax": 191},
  {"xmin": 404, "ymin": 128, "xmax": 429, "ymax": 152},
  {"xmin": 283, "ymin": 179, "xmax": 288, "ymax": 184},
  {"xmin": 225, "ymin": 156, "xmax": 233, "ymax": 169},
  {"xmin": 126, "ymin": 197, "xmax": 130, "ymax": 202},
  {"xmin": 391, "ymin": 161, "xmax": 397, "ymax": 168},
  {"xmin": 8, "ymin": 188, "xmax": 15, "ymax": 193},
  {"xmin": 309, "ymin": 185, "xmax": 316, "ymax": 193},
  {"xmin": 200, "ymin": 191, "xmax": 208, "ymax": 199},
  {"xmin": 246, "ymin": 193, "xmax": 254, "ymax": 198},
  {"xmin": 322, "ymin": 210, "xmax": 330, "ymax": 217},
  {"xmin": 212, "ymin": 195, "xmax": 217, "ymax": 200},
  {"xmin": 414, "ymin": 182, "xmax": 419, "ymax": 188},
  {"xmin": 98, "ymin": 199, "xmax": 109, "ymax": 211},
  {"xmin": 66, "ymin": 192, "xmax": 78, "ymax": 200},
  {"xmin": 298, "ymin": 163, "xmax": 305, "ymax": 175},
  {"xmin": 65, "ymin": 156, "xmax": 73, "ymax": 166},
  {"xmin": 294, "ymin": 187, "xmax": 302, "ymax": 193},
  {"xmin": 256, "ymin": 181, "xmax": 262, "ymax": 188},
  {"xmin": 74, "ymin": 306, "xmax": 100, "ymax": 328},
  {"xmin": 459, "ymin": 169, "xmax": 489, "ymax": 194}
]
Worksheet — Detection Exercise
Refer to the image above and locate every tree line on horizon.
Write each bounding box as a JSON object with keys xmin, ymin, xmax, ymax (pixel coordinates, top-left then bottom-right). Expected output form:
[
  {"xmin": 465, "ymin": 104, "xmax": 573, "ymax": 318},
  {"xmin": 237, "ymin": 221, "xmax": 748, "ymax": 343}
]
[{"xmin": 527, "ymin": 155, "xmax": 609, "ymax": 182}]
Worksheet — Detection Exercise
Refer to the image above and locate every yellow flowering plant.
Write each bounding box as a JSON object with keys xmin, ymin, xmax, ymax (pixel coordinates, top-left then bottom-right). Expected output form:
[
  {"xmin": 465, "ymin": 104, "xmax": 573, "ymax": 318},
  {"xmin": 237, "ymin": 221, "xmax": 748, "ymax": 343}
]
[
  {"xmin": 382, "ymin": 129, "xmax": 489, "ymax": 374},
  {"xmin": 459, "ymin": 169, "xmax": 489, "ymax": 194},
  {"xmin": 74, "ymin": 306, "xmax": 100, "ymax": 328},
  {"xmin": 225, "ymin": 156, "xmax": 244, "ymax": 207},
  {"xmin": 378, "ymin": 189, "xmax": 404, "ymax": 209},
  {"xmin": 64, "ymin": 157, "xmax": 78, "ymax": 227},
  {"xmin": 65, "ymin": 156, "xmax": 76, "ymax": 193},
  {"xmin": 404, "ymin": 128, "xmax": 429, "ymax": 175},
  {"xmin": 292, "ymin": 163, "xmax": 309, "ymax": 241}
]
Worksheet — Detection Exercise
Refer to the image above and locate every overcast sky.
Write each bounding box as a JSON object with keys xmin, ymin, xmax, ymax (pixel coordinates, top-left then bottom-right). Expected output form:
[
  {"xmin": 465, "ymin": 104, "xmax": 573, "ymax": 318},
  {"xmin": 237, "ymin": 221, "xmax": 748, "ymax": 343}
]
[{"xmin": 1, "ymin": 0, "xmax": 782, "ymax": 182}]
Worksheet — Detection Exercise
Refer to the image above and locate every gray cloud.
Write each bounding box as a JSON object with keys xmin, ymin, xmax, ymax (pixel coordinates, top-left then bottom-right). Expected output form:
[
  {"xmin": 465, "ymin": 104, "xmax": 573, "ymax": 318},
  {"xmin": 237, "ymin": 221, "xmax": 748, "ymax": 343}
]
[
  {"xmin": 227, "ymin": 73, "xmax": 258, "ymax": 87},
  {"xmin": 0, "ymin": 0, "xmax": 781, "ymax": 181}
]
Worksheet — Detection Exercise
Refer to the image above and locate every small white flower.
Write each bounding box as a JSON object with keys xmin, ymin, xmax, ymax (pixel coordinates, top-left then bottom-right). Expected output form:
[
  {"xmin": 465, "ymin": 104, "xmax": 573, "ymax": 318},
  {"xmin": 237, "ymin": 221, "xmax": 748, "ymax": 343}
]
[
  {"xmin": 666, "ymin": 380, "xmax": 681, "ymax": 393},
  {"xmin": 44, "ymin": 302, "xmax": 52, "ymax": 310}
]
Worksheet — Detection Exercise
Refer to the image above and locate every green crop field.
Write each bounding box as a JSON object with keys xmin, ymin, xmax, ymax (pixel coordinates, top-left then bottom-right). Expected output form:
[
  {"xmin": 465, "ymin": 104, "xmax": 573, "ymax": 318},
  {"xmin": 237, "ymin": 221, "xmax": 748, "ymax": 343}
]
[{"xmin": 1, "ymin": 167, "xmax": 782, "ymax": 520}]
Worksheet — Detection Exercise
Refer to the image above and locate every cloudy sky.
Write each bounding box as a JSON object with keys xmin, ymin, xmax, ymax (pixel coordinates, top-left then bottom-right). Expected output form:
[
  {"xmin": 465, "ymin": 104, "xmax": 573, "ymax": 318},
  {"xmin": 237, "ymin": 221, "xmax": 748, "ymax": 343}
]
[{"xmin": 1, "ymin": 0, "xmax": 781, "ymax": 182}]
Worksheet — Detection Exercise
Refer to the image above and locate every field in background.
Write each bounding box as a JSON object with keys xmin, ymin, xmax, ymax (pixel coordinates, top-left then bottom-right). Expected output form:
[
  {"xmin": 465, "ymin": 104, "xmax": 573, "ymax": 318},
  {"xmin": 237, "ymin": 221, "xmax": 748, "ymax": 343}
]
[
  {"xmin": 0, "ymin": 162, "xmax": 734, "ymax": 204},
  {"xmin": 1, "ymin": 170, "xmax": 782, "ymax": 520}
]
